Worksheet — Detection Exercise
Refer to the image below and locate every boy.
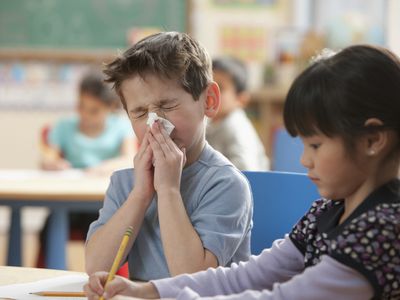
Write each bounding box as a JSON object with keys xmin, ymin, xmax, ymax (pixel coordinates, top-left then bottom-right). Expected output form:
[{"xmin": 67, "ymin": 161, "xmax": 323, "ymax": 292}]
[
  {"xmin": 206, "ymin": 57, "xmax": 269, "ymax": 171},
  {"xmin": 85, "ymin": 32, "xmax": 253, "ymax": 281}
]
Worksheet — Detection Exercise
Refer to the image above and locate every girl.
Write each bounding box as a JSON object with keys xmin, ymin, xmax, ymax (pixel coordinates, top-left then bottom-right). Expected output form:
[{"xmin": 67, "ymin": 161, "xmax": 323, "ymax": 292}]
[
  {"xmin": 84, "ymin": 45, "xmax": 400, "ymax": 299},
  {"xmin": 41, "ymin": 70, "xmax": 136, "ymax": 174},
  {"xmin": 38, "ymin": 71, "xmax": 136, "ymax": 267}
]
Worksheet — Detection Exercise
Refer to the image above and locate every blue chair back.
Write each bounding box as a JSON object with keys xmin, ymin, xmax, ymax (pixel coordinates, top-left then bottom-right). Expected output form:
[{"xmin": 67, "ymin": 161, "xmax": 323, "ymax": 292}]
[
  {"xmin": 272, "ymin": 128, "xmax": 307, "ymax": 173},
  {"xmin": 243, "ymin": 171, "xmax": 320, "ymax": 255}
]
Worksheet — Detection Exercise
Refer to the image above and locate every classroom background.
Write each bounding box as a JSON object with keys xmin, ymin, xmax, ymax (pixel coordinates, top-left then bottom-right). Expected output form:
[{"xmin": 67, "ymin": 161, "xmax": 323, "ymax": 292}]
[{"xmin": 0, "ymin": 0, "xmax": 397, "ymax": 271}]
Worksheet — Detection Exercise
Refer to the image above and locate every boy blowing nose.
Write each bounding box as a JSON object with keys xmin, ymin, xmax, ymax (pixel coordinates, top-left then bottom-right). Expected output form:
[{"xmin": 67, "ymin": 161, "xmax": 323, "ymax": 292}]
[{"xmin": 85, "ymin": 31, "xmax": 253, "ymax": 281}]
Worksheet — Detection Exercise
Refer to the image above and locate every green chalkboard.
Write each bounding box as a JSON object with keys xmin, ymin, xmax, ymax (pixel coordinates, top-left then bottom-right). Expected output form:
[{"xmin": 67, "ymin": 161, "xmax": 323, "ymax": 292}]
[{"xmin": 0, "ymin": 0, "xmax": 187, "ymax": 49}]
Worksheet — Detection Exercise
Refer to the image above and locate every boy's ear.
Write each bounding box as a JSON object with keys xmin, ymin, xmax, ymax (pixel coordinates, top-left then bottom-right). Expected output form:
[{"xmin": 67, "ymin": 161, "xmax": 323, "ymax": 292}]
[
  {"xmin": 204, "ymin": 82, "xmax": 220, "ymax": 118},
  {"xmin": 363, "ymin": 118, "xmax": 387, "ymax": 156}
]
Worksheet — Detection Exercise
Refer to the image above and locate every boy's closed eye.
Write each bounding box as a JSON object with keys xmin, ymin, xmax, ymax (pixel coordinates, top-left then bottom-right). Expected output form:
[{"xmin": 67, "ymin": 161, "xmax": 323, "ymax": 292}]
[
  {"xmin": 157, "ymin": 98, "xmax": 180, "ymax": 111},
  {"xmin": 131, "ymin": 109, "xmax": 148, "ymax": 120},
  {"xmin": 160, "ymin": 103, "xmax": 179, "ymax": 110},
  {"xmin": 132, "ymin": 104, "xmax": 179, "ymax": 119}
]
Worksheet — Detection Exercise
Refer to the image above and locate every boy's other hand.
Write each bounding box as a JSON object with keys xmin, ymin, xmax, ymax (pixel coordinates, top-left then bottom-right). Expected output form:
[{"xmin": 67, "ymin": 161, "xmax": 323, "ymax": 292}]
[
  {"xmin": 148, "ymin": 121, "xmax": 186, "ymax": 194},
  {"xmin": 84, "ymin": 272, "xmax": 133, "ymax": 299},
  {"xmin": 84, "ymin": 271, "xmax": 160, "ymax": 299},
  {"xmin": 132, "ymin": 127, "xmax": 155, "ymax": 204}
]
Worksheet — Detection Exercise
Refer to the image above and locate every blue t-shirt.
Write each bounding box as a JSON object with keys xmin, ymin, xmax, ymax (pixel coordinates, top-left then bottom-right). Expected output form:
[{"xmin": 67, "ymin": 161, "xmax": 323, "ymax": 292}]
[
  {"xmin": 49, "ymin": 115, "xmax": 133, "ymax": 168},
  {"xmin": 87, "ymin": 143, "xmax": 253, "ymax": 281}
]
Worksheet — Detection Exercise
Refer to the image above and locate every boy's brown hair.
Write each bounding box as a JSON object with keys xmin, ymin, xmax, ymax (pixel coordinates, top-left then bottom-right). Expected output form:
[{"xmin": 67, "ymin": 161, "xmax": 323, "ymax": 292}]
[{"xmin": 104, "ymin": 31, "xmax": 213, "ymax": 111}]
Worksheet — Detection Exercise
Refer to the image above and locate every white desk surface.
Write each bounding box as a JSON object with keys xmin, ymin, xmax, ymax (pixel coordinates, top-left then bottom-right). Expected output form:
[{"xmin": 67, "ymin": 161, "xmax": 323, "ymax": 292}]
[
  {"xmin": 0, "ymin": 169, "xmax": 110, "ymax": 201},
  {"xmin": 0, "ymin": 266, "xmax": 86, "ymax": 286}
]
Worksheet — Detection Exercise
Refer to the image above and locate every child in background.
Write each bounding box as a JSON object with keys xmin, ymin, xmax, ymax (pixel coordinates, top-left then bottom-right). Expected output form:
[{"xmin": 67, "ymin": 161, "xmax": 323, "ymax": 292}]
[
  {"xmin": 38, "ymin": 71, "xmax": 136, "ymax": 267},
  {"xmin": 206, "ymin": 57, "xmax": 269, "ymax": 171},
  {"xmin": 85, "ymin": 45, "xmax": 400, "ymax": 299},
  {"xmin": 85, "ymin": 32, "xmax": 253, "ymax": 281},
  {"xmin": 41, "ymin": 70, "xmax": 136, "ymax": 174}
]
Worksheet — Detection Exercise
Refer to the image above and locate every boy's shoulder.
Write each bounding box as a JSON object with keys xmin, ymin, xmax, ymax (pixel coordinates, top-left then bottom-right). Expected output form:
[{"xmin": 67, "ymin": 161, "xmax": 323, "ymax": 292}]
[
  {"xmin": 197, "ymin": 143, "xmax": 239, "ymax": 171},
  {"xmin": 111, "ymin": 167, "xmax": 134, "ymax": 181},
  {"xmin": 109, "ymin": 168, "xmax": 134, "ymax": 193},
  {"xmin": 194, "ymin": 144, "xmax": 250, "ymax": 187}
]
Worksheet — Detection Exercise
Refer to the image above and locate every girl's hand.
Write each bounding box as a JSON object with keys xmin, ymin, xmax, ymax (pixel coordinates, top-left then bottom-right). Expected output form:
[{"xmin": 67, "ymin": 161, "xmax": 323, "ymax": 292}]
[
  {"xmin": 41, "ymin": 158, "xmax": 71, "ymax": 171},
  {"xmin": 148, "ymin": 121, "xmax": 186, "ymax": 194},
  {"xmin": 132, "ymin": 128, "xmax": 155, "ymax": 205}
]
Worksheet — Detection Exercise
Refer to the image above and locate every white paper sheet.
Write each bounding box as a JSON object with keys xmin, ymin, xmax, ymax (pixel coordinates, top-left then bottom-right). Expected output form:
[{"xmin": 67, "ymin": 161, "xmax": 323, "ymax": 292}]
[{"xmin": 0, "ymin": 274, "xmax": 88, "ymax": 300}]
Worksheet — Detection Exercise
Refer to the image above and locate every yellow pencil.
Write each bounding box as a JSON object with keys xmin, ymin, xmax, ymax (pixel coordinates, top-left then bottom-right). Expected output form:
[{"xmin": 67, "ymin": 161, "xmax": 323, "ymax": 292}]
[
  {"xmin": 30, "ymin": 291, "xmax": 86, "ymax": 297},
  {"xmin": 99, "ymin": 226, "xmax": 134, "ymax": 300}
]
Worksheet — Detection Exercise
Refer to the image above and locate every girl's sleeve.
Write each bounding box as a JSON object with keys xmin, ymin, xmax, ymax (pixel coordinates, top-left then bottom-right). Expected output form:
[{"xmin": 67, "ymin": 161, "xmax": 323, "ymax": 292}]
[
  {"xmin": 152, "ymin": 236, "xmax": 304, "ymax": 298},
  {"xmin": 157, "ymin": 255, "xmax": 373, "ymax": 300}
]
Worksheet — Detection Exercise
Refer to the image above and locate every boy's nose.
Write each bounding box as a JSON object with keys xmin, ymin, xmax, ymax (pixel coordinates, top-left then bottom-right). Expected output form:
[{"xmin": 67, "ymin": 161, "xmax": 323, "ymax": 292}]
[{"xmin": 149, "ymin": 109, "xmax": 166, "ymax": 119}]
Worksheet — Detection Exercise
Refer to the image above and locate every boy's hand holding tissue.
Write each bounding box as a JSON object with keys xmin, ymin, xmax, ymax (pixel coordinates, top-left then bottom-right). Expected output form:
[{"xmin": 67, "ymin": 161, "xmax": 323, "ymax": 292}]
[{"xmin": 146, "ymin": 113, "xmax": 187, "ymax": 194}]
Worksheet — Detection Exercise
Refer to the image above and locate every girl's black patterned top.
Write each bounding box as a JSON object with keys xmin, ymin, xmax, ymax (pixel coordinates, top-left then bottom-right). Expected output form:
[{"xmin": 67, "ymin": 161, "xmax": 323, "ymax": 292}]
[{"xmin": 289, "ymin": 179, "xmax": 400, "ymax": 300}]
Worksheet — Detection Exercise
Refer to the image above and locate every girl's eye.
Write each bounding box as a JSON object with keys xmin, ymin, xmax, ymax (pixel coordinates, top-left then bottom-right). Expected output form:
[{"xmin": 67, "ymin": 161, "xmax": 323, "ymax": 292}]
[{"xmin": 310, "ymin": 143, "xmax": 320, "ymax": 150}]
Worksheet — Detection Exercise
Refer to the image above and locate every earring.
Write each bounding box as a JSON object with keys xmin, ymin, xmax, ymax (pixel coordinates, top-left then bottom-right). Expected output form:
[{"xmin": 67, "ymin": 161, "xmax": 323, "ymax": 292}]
[{"xmin": 368, "ymin": 149, "xmax": 376, "ymax": 155}]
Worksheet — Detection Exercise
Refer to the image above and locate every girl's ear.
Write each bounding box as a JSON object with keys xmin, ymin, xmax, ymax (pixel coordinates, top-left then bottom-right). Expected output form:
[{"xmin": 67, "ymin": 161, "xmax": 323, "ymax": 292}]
[
  {"xmin": 204, "ymin": 82, "xmax": 221, "ymax": 118},
  {"xmin": 363, "ymin": 118, "xmax": 387, "ymax": 156}
]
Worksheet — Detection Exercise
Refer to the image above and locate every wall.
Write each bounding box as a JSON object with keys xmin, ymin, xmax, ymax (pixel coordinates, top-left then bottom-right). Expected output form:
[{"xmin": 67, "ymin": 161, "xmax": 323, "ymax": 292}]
[
  {"xmin": 191, "ymin": 0, "xmax": 292, "ymax": 89},
  {"xmin": 0, "ymin": 111, "xmax": 67, "ymax": 168}
]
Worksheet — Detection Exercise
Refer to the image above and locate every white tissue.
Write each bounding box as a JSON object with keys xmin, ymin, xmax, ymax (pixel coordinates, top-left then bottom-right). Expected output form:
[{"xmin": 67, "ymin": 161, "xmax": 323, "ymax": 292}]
[{"xmin": 146, "ymin": 112, "xmax": 175, "ymax": 135}]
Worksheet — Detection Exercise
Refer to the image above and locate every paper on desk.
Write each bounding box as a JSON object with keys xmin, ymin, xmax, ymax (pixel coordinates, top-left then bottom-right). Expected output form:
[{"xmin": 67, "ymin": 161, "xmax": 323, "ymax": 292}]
[
  {"xmin": 0, "ymin": 169, "xmax": 86, "ymax": 181},
  {"xmin": 0, "ymin": 274, "xmax": 88, "ymax": 300}
]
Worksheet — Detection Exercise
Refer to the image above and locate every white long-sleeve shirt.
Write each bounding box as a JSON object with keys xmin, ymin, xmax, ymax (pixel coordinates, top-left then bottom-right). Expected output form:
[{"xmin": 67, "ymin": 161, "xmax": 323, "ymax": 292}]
[{"xmin": 153, "ymin": 237, "xmax": 373, "ymax": 300}]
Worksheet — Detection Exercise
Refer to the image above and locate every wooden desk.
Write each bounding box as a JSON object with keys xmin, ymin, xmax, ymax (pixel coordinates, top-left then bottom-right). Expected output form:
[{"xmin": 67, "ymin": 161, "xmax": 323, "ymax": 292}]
[
  {"xmin": 250, "ymin": 85, "xmax": 289, "ymax": 158},
  {"xmin": 0, "ymin": 170, "xmax": 109, "ymax": 270}
]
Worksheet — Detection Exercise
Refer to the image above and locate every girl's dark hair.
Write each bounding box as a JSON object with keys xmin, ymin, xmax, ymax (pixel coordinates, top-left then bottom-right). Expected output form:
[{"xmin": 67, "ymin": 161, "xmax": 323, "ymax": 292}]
[
  {"xmin": 104, "ymin": 31, "xmax": 212, "ymax": 111},
  {"xmin": 79, "ymin": 71, "xmax": 118, "ymax": 107},
  {"xmin": 212, "ymin": 56, "xmax": 248, "ymax": 94},
  {"xmin": 284, "ymin": 45, "xmax": 400, "ymax": 150}
]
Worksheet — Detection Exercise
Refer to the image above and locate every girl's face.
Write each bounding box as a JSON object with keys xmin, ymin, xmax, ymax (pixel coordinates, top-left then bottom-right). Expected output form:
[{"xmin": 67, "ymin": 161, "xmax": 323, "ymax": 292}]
[
  {"xmin": 78, "ymin": 93, "xmax": 111, "ymax": 130},
  {"xmin": 300, "ymin": 133, "xmax": 369, "ymax": 201}
]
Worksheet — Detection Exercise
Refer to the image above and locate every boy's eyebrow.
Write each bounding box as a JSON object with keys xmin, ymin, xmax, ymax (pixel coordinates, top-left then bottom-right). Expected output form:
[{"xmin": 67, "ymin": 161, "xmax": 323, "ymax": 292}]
[
  {"xmin": 129, "ymin": 98, "xmax": 179, "ymax": 114},
  {"xmin": 155, "ymin": 98, "xmax": 179, "ymax": 105},
  {"xmin": 130, "ymin": 106, "xmax": 147, "ymax": 114}
]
